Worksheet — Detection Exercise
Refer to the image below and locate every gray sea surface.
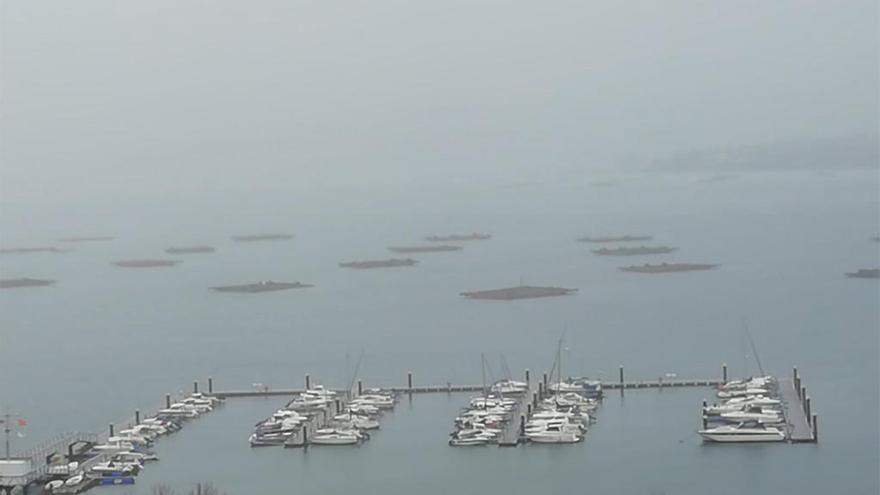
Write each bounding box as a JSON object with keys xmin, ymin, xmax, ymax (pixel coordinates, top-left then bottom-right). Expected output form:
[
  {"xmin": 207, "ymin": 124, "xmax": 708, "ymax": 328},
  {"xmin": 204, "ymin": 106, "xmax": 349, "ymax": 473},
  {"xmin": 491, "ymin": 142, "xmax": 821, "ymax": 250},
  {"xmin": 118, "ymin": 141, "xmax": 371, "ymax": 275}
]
[{"xmin": 1, "ymin": 171, "xmax": 878, "ymax": 494}]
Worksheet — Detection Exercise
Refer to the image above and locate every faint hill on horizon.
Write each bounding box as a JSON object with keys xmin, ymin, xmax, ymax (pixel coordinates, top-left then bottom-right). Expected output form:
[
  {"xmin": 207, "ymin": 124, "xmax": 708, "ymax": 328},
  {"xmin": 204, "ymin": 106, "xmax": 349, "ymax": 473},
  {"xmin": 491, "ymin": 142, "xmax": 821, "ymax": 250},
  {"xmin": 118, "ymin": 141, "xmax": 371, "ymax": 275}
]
[{"xmin": 630, "ymin": 135, "xmax": 879, "ymax": 173}]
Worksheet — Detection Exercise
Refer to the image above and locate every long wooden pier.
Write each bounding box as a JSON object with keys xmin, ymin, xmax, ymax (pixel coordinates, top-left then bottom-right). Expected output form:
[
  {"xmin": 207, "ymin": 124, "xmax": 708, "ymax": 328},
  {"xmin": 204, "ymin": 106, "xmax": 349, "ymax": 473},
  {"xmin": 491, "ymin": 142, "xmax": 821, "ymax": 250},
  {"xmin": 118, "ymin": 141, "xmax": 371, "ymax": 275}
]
[{"xmin": 210, "ymin": 378, "xmax": 724, "ymax": 399}]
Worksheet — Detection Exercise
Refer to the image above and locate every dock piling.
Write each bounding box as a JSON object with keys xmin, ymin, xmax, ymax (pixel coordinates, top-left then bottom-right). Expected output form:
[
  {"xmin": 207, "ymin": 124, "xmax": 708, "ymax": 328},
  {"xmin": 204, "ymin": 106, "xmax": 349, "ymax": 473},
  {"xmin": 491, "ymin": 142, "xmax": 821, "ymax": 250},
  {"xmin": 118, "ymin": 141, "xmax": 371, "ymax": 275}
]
[
  {"xmin": 527, "ymin": 404, "xmax": 532, "ymax": 417},
  {"xmin": 525, "ymin": 369, "xmax": 530, "ymax": 385},
  {"xmin": 519, "ymin": 415, "xmax": 525, "ymax": 440},
  {"xmin": 302, "ymin": 425, "xmax": 308, "ymax": 446},
  {"xmin": 165, "ymin": 394, "xmax": 171, "ymax": 409},
  {"xmin": 305, "ymin": 374, "xmax": 311, "ymax": 390},
  {"xmin": 135, "ymin": 409, "xmax": 140, "ymax": 425},
  {"xmin": 537, "ymin": 382, "xmax": 543, "ymax": 400},
  {"xmin": 805, "ymin": 396, "xmax": 811, "ymax": 424},
  {"xmin": 619, "ymin": 366, "xmax": 624, "ymax": 387},
  {"xmin": 702, "ymin": 400, "xmax": 708, "ymax": 429},
  {"xmin": 722, "ymin": 363, "xmax": 728, "ymax": 382},
  {"xmin": 801, "ymin": 387, "xmax": 807, "ymax": 411},
  {"xmin": 208, "ymin": 376, "xmax": 213, "ymax": 394},
  {"xmin": 812, "ymin": 414, "xmax": 818, "ymax": 442},
  {"xmin": 335, "ymin": 399, "xmax": 340, "ymax": 414},
  {"xmin": 532, "ymin": 392, "xmax": 538, "ymax": 409},
  {"xmin": 193, "ymin": 380, "xmax": 199, "ymax": 394},
  {"xmin": 109, "ymin": 424, "xmax": 114, "ymax": 437},
  {"xmin": 407, "ymin": 371, "xmax": 413, "ymax": 391},
  {"xmin": 542, "ymin": 372, "xmax": 548, "ymax": 388},
  {"xmin": 357, "ymin": 380, "xmax": 363, "ymax": 396}
]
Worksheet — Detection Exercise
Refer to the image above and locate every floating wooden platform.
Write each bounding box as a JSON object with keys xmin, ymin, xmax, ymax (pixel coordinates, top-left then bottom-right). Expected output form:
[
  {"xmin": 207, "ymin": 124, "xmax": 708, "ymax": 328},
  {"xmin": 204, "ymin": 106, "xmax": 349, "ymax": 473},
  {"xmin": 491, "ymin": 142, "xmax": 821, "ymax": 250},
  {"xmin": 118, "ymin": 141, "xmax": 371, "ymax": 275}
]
[
  {"xmin": 778, "ymin": 378, "xmax": 816, "ymax": 442},
  {"xmin": 460, "ymin": 286, "xmax": 578, "ymax": 301}
]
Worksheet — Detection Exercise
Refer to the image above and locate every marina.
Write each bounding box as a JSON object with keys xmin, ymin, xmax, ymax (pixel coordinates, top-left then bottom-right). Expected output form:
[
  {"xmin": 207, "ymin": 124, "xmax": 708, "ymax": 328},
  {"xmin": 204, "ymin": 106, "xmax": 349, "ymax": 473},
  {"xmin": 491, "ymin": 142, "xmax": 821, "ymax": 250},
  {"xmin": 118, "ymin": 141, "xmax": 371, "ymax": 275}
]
[{"xmin": 0, "ymin": 364, "xmax": 824, "ymax": 494}]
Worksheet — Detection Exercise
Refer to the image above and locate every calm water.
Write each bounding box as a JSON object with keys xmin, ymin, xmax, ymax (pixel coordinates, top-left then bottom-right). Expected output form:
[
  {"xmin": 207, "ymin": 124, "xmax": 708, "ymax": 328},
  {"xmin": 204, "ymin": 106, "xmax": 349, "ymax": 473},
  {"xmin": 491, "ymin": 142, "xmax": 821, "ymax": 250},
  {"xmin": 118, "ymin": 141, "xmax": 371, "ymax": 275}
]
[{"xmin": 1, "ymin": 171, "xmax": 878, "ymax": 494}]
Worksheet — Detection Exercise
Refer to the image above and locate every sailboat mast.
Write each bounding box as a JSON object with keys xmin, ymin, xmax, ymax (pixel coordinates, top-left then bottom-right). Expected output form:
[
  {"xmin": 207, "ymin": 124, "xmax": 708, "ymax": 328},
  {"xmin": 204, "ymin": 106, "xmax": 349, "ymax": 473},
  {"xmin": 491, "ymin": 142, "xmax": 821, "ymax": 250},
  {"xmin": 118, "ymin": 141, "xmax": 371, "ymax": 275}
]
[{"xmin": 743, "ymin": 319, "xmax": 766, "ymax": 376}]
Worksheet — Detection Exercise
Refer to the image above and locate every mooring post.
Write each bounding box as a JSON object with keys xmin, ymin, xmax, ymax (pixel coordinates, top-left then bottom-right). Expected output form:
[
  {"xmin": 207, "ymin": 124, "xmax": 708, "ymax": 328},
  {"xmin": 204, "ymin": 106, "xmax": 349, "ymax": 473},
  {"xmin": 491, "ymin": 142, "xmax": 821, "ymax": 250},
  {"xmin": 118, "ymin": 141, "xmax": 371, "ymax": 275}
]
[
  {"xmin": 793, "ymin": 366, "xmax": 798, "ymax": 384},
  {"xmin": 542, "ymin": 372, "xmax": 548, "ymax": 388},
  {"xmin": 532, "ymin": 392, "xmax": 538, "ymax": 408},
  {"xmin": 407, "ymin": 371, "xmax": 413, "ymax": 391},
  {"xmin": 357, "ymin": 380, "xmax": 363, "ymax": 396},
  {"xmin": 335, "ymin": 399, "xmax": 340, "ymax": 414},
  {"xmin": 805, "ymin": 396, "xmax": 811, "ymax": 423},
  {"xmin": 525, "ymin": 368, "xmax": 530, "ymax": 385},
  {"xmin": 135, "ymin": 410, "xmax": 140, "ymax": 425},
  {"xmin": 520, "ymin": 415, "xmax": 526, "ymax": 439},
  {"xmin": 722, "ymin": 363, "xmax": 728, "ymax": 382},
  {"xmin": 812, "ymin": 414, "xmax": 818, "ymax": 442},
  {"xmin": 165, "ymin": 394, "xmax": 171, "ymax": 408},
  {"xmin": 447, "ymin": 381, "xmax": 451, "ymax": 393},
  {"xmin": 702, "ymin": 400, "xmax": 708, "ymax": 429},
  {"xmin": 801, "ymin": 387, "xmax": 807, "ymax": 412},
  {"xmin": 305, "ymin": 374, "xmax": 311, "ymax": 390},
  {"xmin": 537, "ymin": 382, "xmax": 543, "ymax": 400},
  {"xmin": 302, "ymin": 425, "xmax": 308, "ymax": 446},
  {"xmin": 208, "ymin": 376, "xmax": 213, "ymax": 394},
  {"xmin": 795, "ymin": 376, "xmax": 801, "ymax": 397},
  {"xmin": 619, "ymin": 366, "xmax": 624, "ymax": 387},
  {"xmin": 193, "ymin": 381, "xmax": 199, "ymax": 394},
  {"xmin": 527, "ymin": 403, "xmax": 532, "ymax": 417},
  {"xmin": 109, "ymin": 424, "xmax": 114, "ymax": 437}
]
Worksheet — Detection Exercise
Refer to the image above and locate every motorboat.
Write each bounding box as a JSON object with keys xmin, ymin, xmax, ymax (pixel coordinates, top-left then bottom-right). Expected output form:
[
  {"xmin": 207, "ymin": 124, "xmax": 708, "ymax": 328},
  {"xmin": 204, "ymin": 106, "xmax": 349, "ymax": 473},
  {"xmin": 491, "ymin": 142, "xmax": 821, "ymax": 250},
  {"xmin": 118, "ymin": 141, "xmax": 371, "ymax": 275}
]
[
  {"xmin": 719, "ymin": 408, "xmax": 784, "ymax": 424},
  {"xmin": 45, "ymin": 480, "xmax": 65, "ymax": 491},
  {"xmin": 310, "ymin": 431, "xmax": 360, "ymax": 445},
  {"xmin": 717, "ymin": 388, "xmax": 769, "ymax": 399},
  {"xmin": 526, "ymin": 429, "xmax": 583, "ymax": 444},
  {"xmin": 64, "ymin": 474, "xmax": 85, "ymax": 487},
  {"xmin": 490, "ymin": 380, "xmax": 528, "ymax": 395},
  {"xmin": 698, "ymin": 422, "xmax": 785, "ymax": 442}
]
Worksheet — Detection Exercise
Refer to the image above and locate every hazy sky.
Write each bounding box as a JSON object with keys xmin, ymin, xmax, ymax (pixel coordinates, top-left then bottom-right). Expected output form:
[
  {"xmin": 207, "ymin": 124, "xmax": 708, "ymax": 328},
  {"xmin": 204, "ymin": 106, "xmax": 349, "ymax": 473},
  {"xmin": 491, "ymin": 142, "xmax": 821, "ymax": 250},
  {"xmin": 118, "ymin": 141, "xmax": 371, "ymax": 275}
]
[{"xmin": 1, "ymin": 0, "xmax": 877, "ymax": 202}]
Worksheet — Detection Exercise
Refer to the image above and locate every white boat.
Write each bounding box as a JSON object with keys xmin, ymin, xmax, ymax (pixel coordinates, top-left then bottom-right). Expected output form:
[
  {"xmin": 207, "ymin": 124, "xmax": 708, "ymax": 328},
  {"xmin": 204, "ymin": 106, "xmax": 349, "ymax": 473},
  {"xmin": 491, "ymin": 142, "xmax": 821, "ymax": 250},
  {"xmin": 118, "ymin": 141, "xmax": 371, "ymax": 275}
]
[
  {"xmin": 717, "ymin": 388, "xmax": 769, "ymax": 399},
  {"xmin": 526, "ymin": 430, "xmax": 582, "ymax": 443},
  {"xmin": 490, "ymin": 380, "xmax": 528, "ymax": 394},
  {"xmin": 310, "ymin": 432, "xmax": 360, "ymax": 445},
  {"xmin": 45, "ymin": 480, "xmax": 65, "ymax": 491},
  {"xmin": 719, "ymin": 408, "xmax": 784, "ymax": 424},
  {"xmin": 64, "ymin": 474, "xmax": 84, "ymax": 487},
  {"xmin": 698, "ymin": 423, "xmax": 786, "ymax": 442},
  {"xmin": 333, "ymin": 414, "xmax": 380, "ymax": 430}
]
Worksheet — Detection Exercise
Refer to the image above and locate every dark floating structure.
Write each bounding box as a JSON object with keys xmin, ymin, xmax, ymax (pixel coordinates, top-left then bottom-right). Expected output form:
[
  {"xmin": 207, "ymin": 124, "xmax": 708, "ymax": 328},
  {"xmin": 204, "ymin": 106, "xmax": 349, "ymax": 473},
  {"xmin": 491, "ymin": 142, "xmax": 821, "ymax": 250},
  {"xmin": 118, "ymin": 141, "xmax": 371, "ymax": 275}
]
[
  {"xmin": 231, "ymin": 234, "xmax": 294, "ymax": 242},
  {"xmin": 113, "ymin": 259, "xmax": 181, "ymax": 268},
  {"xmin": 165, "ymin": 246, "xmax": 216, "ymax": 254},
  {"xmin": 57, "ymin": 236, "xmax": 115, "ymax": 243},
  {"xmin": 620, "ymin": 263, "xmax": 719, "ymax": 273},
  {"xmin": 0, "ymin": 246, "xmax": 67, "ymax": 254},
  {"xmin": 461, "ymin": 285, "xmax": 578, "ymax": 300},
  {"xmin": 577, "ymin": 235, "xmax": 653, "ymax": 243},
  {"xmin": 339, "ymin": 258, "xmax": 418, "ymax": 269},
  {"xmin": 846, "ymin": 268, "xmax": 879, "ymax": 279},
  {"xmin": 424, "ymin": 233, "xmax": 491, "ymax": 242},
  {"xmin": 592, "ymin": 246, "xmax": 676, "ymax": 256},
  {"xmin": 0, "ymin": 278, "xmax": 56, "ymax": 289},
  {"xmin": 388, "ymin": 245, "xmax": 463, "ymax": 253},
  {"xmin": 210, "ymin": 281, "xmax": 314, "ymax": 293}
]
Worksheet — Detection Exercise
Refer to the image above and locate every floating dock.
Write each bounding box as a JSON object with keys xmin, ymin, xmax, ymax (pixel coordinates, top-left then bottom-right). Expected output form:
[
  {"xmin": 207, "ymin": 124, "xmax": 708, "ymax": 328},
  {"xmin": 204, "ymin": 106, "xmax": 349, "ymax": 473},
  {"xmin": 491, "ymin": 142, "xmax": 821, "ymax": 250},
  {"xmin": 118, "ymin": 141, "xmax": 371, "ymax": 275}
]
[{"xmin": 460, "ymin": 286, "xmax": 577, "ymax": 301}]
